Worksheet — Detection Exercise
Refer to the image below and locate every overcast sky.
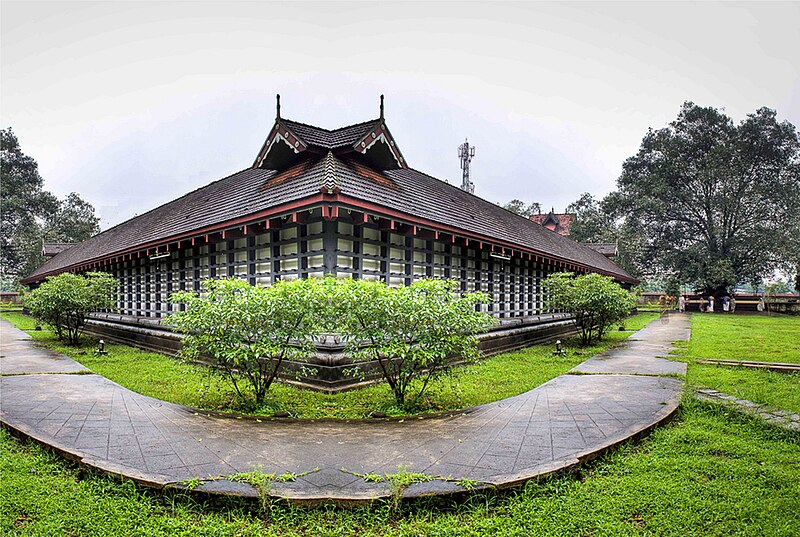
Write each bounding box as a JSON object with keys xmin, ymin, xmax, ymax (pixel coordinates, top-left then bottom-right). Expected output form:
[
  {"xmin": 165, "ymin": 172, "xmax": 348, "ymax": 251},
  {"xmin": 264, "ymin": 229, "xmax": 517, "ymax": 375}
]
[{"xmin": 2, "ymin": 1, "xmax": 798, "ymax": 230}]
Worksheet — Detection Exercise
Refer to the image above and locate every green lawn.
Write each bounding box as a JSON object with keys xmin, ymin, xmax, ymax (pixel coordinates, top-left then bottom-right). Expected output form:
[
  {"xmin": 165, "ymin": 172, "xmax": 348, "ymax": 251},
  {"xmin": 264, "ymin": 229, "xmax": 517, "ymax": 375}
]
[
  {"xmin": 678, "ymin": 313, "xmax": 800, "ymax": 414},
  {"xmin": 0, "ymin": 311, "xmax": 659, "ymax": 419},
  {"xmin": 2, "ymin": 399, "xmax": 798, "ymax": 536}
]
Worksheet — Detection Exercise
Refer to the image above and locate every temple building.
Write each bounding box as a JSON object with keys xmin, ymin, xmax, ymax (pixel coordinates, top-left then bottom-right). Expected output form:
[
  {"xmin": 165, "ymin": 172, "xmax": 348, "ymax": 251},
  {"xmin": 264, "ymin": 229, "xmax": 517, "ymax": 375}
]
[
  {"xmin": 530, "ymin": 209, "xmax": 575, "ymax": 235},
  {"xmin": 23, "ymin": 97, "xmax": 636, "ymax": 322}
]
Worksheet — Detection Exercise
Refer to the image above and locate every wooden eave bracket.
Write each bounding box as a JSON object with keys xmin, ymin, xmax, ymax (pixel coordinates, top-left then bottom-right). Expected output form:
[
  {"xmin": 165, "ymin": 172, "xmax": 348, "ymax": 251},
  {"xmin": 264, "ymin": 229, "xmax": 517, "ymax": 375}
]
[
  {"xmin": 352, "ymin": 121, "xmax": 406, "ymax": 169},
  {"xmin": 253, "ymin": 120, "xmax": 309, "ymax": 168}
]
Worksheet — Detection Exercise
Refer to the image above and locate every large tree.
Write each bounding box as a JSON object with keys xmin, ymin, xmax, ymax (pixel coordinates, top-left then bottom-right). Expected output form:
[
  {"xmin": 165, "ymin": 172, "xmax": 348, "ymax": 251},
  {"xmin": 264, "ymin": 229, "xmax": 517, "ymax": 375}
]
[
  {"xmin": 44, "ymin": 192, "xmax": 100, "ymax": 244},
  {"xmin": 1, "ymin": 128, "xmax": 100, "ymax": 279},
  {"xmin": 607, "ymin": 102, "xmax": 800, "ymax": 293},
  {"xmin": 565, "ymin": 193, "xmax": 615, "ymax": 243},
  {"xmin": 564, "ymin": 192, "xmax": 643, "ymax": 279}
]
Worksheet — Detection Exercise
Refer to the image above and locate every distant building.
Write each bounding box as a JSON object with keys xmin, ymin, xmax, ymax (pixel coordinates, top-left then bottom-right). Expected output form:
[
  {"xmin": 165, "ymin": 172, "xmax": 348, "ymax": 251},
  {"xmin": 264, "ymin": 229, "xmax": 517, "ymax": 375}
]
[
  {"xmin": 0, "ymin": 291, "xmax": 22, "ymax": 304},
  {"xmin": 530, "ymin": 209, "xmax": 575, "ymax": 235}
]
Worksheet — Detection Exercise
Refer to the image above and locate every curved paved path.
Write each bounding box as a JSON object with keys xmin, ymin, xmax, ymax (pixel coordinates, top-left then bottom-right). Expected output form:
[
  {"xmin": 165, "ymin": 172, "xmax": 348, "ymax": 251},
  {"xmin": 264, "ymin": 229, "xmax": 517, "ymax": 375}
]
[{"xmin": 0, "ymin": 315, "xmax": 689, "ymax": 504}]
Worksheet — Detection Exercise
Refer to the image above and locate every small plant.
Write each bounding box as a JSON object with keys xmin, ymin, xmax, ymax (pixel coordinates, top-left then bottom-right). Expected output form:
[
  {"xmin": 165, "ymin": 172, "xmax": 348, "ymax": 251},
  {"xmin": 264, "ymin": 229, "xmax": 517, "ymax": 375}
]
[
  {"xmin": 543, "ymin": 272, "xmax": 635, "ymax": 346},
  {"xmin": 362, "ymin": 472, "xmax": 384, "ymax": 483},
  {"xmin": 181, "ymin": 477, "xmax": 203, "ymax": 491},
  {"xmin": 228, "ymin": 464, "xmax": 275, "ymax": 498},
  {"xmin": 24, "ymin": 271, "xmax": 117, "ymax": 345},
  {"xmin": 275, "ymin": 472, "xmax": 297, "ymax": 482},
  {"xmin": 457, "ymin": 478, "xmax": 480, "ymax": 491}
]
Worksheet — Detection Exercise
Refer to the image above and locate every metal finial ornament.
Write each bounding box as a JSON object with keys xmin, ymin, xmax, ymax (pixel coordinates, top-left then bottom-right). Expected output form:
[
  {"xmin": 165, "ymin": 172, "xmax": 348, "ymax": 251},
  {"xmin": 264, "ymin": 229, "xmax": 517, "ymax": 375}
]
[
  {"xmin": 276, "ymin": 94, "xmax": 281, "ymax": 119},
  {"xmin": 380, "ymin": 94, "xmax": 385, "ymax": 119},
  {"xmin": 458, "ymin": 138, "xmax": 476, "ymax": 194}
]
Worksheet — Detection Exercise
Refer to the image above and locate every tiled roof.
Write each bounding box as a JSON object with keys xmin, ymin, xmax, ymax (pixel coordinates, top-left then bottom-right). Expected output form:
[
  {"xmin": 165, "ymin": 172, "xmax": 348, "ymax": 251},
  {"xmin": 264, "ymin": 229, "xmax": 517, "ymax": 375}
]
[
  {"xmin": 282, "ymin": 119, "xmax": 381, "ymax": 149},
  {"xmin": 585, "ymin": 243, "xmax": 619, "ymax": 257},
  {"xmin": 42, "ymin": 243, "xmax": 75, "ymax": 257},
  {"xmin": 24, "ymin": 160, "xmax": 329, "ymax": 282},
  {"xmin": 25, "ymin": 118, "xmax": 635, "ymax": 284},
  {"xmin": 335, "ymin": 162, "xmax": 632, "ymax": 280}
]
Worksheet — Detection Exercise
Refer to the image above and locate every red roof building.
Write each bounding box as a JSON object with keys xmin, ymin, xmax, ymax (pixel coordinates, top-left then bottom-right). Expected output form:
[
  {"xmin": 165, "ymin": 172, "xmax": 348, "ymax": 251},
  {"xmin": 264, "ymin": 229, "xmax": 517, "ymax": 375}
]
[{"xmin": 530, "ymin": 209, "xmax": 575, "ymax": 235}]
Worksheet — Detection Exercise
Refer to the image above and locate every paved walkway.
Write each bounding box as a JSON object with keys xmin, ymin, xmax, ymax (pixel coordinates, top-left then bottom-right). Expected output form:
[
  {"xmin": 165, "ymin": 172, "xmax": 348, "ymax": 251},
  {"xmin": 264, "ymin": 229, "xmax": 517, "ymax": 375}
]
[{"xmin": 0, "ymin": 314, "xmax": 689, "ymax": 504}]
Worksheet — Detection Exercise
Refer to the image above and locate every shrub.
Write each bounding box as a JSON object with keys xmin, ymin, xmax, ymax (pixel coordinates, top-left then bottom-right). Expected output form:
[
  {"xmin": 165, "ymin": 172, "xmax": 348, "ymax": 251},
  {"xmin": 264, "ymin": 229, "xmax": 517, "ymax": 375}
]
[
  {"xmin": 24, "ymin": 271, "xmax": 117, "ymax": 345},
  {"xmin": 543, "ymin": 272, "xmax": 635, "ymax": 345},
  {"xmin": 333, "ymin": 278, "xmax": 494, "ymax": 406},
  {"xmin": 166, "ymin": 277, "xmax": 328, "ymax": 406}
]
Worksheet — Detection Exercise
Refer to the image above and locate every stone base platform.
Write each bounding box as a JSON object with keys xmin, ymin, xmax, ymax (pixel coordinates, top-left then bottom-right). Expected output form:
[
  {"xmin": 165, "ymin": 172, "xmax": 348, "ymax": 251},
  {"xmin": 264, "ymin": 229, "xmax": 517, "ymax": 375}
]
[{"xmin": 82, "ymin": 312, "xmax": 579, "ymax": 391}]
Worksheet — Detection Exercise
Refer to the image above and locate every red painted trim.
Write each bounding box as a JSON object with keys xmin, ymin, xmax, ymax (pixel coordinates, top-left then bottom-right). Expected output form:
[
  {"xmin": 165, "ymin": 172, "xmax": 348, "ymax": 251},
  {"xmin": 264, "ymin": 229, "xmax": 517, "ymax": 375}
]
[
  {"xmin": 22, "ymin": 191, "xmax": 636, "ymax": 285},
  {"xmin": 22, "ymin": 193, "xmax": 330, "ymax": 284}
]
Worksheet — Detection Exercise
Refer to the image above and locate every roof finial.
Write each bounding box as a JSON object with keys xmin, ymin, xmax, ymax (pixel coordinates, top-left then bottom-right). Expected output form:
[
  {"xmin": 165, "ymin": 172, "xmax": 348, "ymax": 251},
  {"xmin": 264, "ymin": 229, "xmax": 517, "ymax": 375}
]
[
  {"xmin": 380, "ymin": 94, "xmax": 384, "ymax": 120},
  {"xmin": 276, "ymin": 94, "xmax": 281, "ymax": 120}
]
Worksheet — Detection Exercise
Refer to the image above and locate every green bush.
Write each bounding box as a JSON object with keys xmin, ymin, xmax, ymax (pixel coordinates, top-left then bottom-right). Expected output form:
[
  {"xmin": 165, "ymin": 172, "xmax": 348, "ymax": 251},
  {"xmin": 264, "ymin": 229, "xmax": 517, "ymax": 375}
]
[
  {"xmin": 166, "ymin": 277, "xmax": 329, "ymax": 406},
  {"xmin": 168, "ymin": 277, "xmax": 494, "ymax": 407},
  {"xmin": 24, "ymin": 271, "xmax": 117, "ymax": 345},
  {"xmin": 333, "ymin": 278, "xmax": 495, "ymax": 406},
  {"xmin": 543, "ymin": 272, "xmax": 635, "ymax": 345}
]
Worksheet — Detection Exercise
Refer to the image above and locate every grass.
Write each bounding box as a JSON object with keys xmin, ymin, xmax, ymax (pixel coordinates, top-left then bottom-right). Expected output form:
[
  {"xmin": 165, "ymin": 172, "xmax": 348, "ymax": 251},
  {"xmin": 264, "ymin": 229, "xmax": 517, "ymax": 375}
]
[
  {"xmin": 1, "ymin": 398, "xmax": 798, "ymax": 536},
  {"xmin": 0, "ymin": 311, "xmax": 659, "ymax": 419},
  {"xmin": 676, "ymin": 313, "xmax": 800, "ymax": 414},
  {"xmin": 1, "ymin": 310, "xmax": 39, "ymax": 331}
]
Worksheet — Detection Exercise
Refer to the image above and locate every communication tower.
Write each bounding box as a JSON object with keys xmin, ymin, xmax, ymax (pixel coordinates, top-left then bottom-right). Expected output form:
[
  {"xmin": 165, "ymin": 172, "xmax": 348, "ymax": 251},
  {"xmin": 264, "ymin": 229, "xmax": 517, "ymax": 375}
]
[{"xmin": 458, "ymin": 139, "xmax": 475, "ymax": 194}]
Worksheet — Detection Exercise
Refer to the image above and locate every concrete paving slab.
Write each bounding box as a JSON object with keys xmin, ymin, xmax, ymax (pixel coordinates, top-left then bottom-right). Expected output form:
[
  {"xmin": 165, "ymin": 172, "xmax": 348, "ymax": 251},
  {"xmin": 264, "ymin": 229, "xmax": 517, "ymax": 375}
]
[
  {"xmin": 0, "ymin": 315, "xmax": 689, "ymax": 504},
  {"xmin": 0, "ymin": 323, "xmax": 89, "ymax": 375}
]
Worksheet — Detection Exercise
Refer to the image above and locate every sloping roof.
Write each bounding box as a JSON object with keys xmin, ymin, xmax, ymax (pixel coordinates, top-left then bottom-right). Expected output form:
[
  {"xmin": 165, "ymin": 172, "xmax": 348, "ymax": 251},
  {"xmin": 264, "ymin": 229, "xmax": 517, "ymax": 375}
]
[
  {"xmin": 24, "ymin": 116, "xmax": 635, "ymax": 285},
  {"xmin": 42, "ymin": 243, "xmax": 75, "ymax": 257},
  {"xmin": 281, "ymin": 119, "xmax": 381, "ymax": 149},
  {"xmin": 585, "ymin": 243, "xmax": 619, "ymax": 257},
  {"xmin": 335, "ymin": 162, "xmax": 631, "ymax": 280},
  {"xmin": 24, "ymin": 160, "xmax": 327, "ymax": 282}
]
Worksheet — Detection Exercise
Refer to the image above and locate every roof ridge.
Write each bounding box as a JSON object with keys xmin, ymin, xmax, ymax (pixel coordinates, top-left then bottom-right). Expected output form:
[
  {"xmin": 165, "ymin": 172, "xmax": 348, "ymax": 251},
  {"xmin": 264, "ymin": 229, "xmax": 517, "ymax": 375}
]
[
  {"xmin": 282, "ymin": 117, "xmax": 380, "ymax": 134},
  {"xmin": 322, "ymin": 151, "xmax": 339, "ymax": 193}
]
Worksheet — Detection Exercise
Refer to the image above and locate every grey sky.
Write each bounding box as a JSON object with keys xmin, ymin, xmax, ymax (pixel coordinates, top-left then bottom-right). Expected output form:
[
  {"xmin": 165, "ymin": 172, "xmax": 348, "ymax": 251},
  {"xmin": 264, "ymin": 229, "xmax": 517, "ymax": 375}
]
[{"xmin": 2, "ymin": 1, "xmax": 798, "ymax": 230}]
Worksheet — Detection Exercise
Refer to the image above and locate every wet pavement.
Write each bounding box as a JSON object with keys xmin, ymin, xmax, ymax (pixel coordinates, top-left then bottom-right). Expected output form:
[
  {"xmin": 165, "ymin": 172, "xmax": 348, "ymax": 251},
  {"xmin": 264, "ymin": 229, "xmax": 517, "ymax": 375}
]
[{"xmin": 0, "ymin": 314, "xmax": 690, "ymax": 504}]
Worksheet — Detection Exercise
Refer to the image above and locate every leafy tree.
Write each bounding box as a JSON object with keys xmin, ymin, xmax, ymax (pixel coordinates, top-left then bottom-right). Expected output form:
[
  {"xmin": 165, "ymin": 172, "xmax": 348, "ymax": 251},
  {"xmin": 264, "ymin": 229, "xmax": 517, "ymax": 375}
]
[
  {"xmin": 44, "ymin": 192, "xmax": 100, "ymax": 244},
  {"xmin": 1, "ymin": 128, "xmax": 57, "ymax": 277},
  {"xmin": 543, "ymin": 272, "xmax": 634, "ymax": 346},
  {"xmin": 1, "ymin": 129, "xmax": 100, "ymax": 279},
  {"xmin": 333, "ymin": 278, "xmax": 494, "ymax": 406},
  {"xmin": 607, "ymin": 102, "xmax": 800, "ymax": 293},
  {"xmin": 565, "ymin": 193, "xmax": 616, "ymax": 244},
  {"xmin": 166, "ymin": 277, "xmax": 329, "ymax": 406},
  {"xmin": 503, "ymin": 199, "xmax": 541, "ymax": 218},
  {"xmin": 562, "ymin": 193, "xmax": 643, "ymax": 278},
  {"xmin": 24, "ymin": 271, "xmax": 117, "ymax": 345}
]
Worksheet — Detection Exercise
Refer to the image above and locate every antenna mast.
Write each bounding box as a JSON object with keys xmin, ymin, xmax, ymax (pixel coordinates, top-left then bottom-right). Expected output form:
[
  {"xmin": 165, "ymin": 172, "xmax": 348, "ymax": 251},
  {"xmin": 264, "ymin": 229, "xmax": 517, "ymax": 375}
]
[{"xmin": 458, "ymin": 139, "xmax": 476, "ymax": 193}]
